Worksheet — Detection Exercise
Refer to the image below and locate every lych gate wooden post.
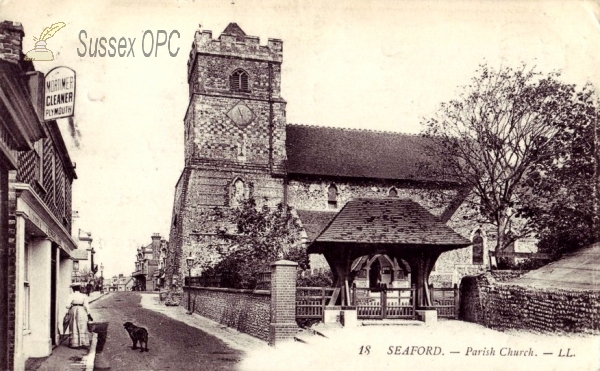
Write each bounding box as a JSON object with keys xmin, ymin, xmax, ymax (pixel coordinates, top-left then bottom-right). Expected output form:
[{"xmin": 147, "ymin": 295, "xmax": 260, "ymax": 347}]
[
  {"xmin": 381, "ymin": 290, "xmax": 387, "ymax": 319},
  {"xmin": 411, "ymin": 284, "xmax": 417, "ymax": 318},
  {"xmin": 453, "ymin": 283, "xmax": 459, "ymax": 319},
  {"xmin": 429, "ymin": 284, "xmax": 435, "ymax": 306}
]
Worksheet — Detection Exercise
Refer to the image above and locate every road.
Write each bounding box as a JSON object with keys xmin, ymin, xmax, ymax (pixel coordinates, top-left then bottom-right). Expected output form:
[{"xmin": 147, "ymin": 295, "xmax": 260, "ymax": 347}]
[{"xmin": 91, "ymin": 292, "xmax": 243, "ymax": 371}]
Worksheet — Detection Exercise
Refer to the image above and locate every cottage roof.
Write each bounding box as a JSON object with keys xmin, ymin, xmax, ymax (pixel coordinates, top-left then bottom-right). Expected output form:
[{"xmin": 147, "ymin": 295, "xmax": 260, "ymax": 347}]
[
  {"xmin": 308, "ymin": 198, "xmax": 471, "ymax": 253},
  {"xmin": 285, "ymin": 124, "xmax": 454, "ymax": 182}
]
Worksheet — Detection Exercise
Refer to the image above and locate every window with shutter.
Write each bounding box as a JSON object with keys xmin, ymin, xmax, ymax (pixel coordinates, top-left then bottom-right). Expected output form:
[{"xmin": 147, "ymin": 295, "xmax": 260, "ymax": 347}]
[{"xmin": 230, "ymin": 69, "xmax": 249, "ymax": 92}]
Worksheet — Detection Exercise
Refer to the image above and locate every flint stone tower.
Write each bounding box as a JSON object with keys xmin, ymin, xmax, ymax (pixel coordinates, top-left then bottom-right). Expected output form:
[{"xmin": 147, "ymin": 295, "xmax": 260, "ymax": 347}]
[{"xmin": 166, "ymin": 23, "xmax": 287, "ymax": 286}]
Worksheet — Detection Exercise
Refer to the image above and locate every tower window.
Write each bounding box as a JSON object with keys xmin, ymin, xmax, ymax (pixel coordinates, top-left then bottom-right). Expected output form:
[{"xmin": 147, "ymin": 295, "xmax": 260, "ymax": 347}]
[
  {"xmin": 388, "ymin": 187, "xmax": 398, "ymax": 197},
  {"xmin": 230, "ymin": 69, "xmax": 249, "ymax": 92},
  {"xmin": 327, "ymin": 184, "xmax": 338, "ymax": 209}
]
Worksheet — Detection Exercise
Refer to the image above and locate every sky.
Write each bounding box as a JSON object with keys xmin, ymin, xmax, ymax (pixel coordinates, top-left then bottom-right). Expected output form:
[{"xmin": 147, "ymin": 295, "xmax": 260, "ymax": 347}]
[{"xmin": 0, "ymin": 0, "xmax": 599, "ymax": 278}]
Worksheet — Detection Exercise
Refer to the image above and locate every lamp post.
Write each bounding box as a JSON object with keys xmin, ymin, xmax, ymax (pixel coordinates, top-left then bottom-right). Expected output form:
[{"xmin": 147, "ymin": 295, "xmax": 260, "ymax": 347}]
[
  {"xmin": 100, "ymin": 263, "xmax": 104, "ymax": 292},
  {"xmin": 185, "ymin": 254, "xmax": 195, "ymax": 313}
]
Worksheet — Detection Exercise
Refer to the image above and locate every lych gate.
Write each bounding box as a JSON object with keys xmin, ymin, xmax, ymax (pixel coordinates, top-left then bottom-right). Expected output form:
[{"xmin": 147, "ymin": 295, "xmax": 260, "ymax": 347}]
[{"xmin": 306, "ymin": 198, "xmax": 471, "ymax": 319}]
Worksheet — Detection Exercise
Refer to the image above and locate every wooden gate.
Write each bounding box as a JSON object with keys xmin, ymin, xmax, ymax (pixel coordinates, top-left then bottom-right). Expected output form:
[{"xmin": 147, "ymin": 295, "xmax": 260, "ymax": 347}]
[
  {"xmin": 429, "ymin": 285, "xmax": 459, "ymax": 319},
  {"xmin": 352, "ymin": 286, "xmax": 417, "ymax": 320},
  {"xmin": 296, "ymin": 287, "xmax": 338, "ymax": 320}
]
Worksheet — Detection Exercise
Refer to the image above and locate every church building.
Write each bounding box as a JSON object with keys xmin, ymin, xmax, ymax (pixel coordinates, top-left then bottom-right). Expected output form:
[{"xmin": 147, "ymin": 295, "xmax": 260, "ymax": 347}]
[{"xmin": 165, "ymin": 23, "xmax": 492, "ymax": 300}]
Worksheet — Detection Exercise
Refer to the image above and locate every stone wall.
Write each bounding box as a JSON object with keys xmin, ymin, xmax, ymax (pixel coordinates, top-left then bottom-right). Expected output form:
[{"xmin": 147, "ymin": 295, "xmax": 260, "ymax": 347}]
[
  {"xmin": 288, "ymin": 177, "xmax": 454, "ymax": 216},
  {"xmin": 459, "ymin": 273, "xmax": 600, "ymax": 334},
  {"xmin": 183, "ymin": 287, "xmax": 271, "ymax": 341}
]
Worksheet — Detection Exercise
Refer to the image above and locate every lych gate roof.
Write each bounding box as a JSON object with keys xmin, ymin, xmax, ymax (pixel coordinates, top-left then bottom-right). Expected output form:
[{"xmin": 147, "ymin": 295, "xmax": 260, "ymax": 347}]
[
  {"xmin": 309, "ymin": 198, "xmax": 471, "ymax": 251},
  {"xmin": 286, "ymin": 124, "xmax": 454, "ymax": 182}
]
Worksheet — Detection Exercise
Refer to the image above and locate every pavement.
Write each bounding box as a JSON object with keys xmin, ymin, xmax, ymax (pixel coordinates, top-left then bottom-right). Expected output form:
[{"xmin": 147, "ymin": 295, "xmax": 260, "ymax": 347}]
[
  {"xmin": 25, "ymin": 291, "xmax": 107, "ymax": 371},
  {"xmin": 26, "ymin": 291, "xmax": 268, "ymax": 371}
]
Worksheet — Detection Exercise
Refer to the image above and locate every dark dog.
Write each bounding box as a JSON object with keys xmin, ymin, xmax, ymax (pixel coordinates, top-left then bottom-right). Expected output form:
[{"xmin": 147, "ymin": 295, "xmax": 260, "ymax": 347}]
[{"xmin": 123, "ymin": 322, "xmax": 149, "ymax": 352}]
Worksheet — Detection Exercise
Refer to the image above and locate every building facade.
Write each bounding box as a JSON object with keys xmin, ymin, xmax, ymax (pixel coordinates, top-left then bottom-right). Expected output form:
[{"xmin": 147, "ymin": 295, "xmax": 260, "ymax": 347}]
[
  {"xmin": 164, "ymin": 23, "xmax": 510, "ymax": 293},
  {"xmin": 132, "ymin": 233, "xmax": 168, "ymax": 291},
  {"xmin": 0, "ymin": 20, "xmax": 79, "ymax": 370},
  {"xmin": 117, "ymin": 275, "xmax": 134, "ymax": 291}
]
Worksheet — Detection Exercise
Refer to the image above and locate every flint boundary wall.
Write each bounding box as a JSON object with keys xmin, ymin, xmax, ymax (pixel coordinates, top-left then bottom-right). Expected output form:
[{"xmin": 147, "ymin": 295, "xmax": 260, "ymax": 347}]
[
  {"xmin": 183, "ymin": 287, "xmax": 271, "ymax": 341},
  {"xmin": 181, "ymin": 260, "xmax": 298, "ymax": 345},
  {"xmin": 460, "ymin": 272, "xmax": 600, "ymax": 334}
]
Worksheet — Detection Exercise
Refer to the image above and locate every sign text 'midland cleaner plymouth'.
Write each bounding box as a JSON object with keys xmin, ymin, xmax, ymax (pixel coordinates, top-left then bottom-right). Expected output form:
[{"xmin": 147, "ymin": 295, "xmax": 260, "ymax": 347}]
[{"xmin": 44, "ymin": 66, "xmax": 76, "ymax": 121}]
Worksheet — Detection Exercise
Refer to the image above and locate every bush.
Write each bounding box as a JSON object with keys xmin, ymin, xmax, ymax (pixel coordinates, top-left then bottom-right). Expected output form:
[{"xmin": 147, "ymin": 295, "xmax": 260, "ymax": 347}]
[{"xmin": 297, "ymin": 271, "xmax": 333, "ymax": 287}]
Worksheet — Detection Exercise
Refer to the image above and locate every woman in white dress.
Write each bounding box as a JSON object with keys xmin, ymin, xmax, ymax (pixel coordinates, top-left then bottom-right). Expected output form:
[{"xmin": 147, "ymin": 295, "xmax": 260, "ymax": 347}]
[{"xmin": 66, "ymin": 283, "xmax": 92, "ymax": 348}]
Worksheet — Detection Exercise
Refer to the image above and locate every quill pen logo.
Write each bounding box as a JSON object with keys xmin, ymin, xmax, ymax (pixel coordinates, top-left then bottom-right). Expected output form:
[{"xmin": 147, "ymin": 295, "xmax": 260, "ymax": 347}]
[{"xmin": 24, "ymin": 22, "xmax": 66, "ymax": 61}]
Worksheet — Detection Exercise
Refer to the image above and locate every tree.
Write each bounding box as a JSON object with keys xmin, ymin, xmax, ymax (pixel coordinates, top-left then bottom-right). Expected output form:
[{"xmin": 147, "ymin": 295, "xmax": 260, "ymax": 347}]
[
  {"xmin": 519, "ymin": 84, "xmax": 599, "ymax": 257},
  {"xmin": 204, "ymin": 198, "xmax": 308, "ymax": 289},
  {"xmin": 421, "ymin": 64, "xmax": 581, "ymax": 261}
]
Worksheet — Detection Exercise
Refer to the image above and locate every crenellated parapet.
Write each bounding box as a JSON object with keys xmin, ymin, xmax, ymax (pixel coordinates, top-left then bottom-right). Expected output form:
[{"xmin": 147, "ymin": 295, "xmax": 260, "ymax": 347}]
[{"xmin": 187, "ymin": 23, "xmax": 283, "ymax": 81}]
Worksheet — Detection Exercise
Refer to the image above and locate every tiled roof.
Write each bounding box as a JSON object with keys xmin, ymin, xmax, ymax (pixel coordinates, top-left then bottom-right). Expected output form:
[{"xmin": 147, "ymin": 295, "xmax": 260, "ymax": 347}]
[
  {"xmin": 286, "ymin": 124, "xmax": 452, "ymax": 182},
  {"xmin": 295, "ymin": 209, "xmax": 338, "ymax": 242},
  {"xmin": 310, "ymin": 198, "xmax": 471, "ymax": 249}
]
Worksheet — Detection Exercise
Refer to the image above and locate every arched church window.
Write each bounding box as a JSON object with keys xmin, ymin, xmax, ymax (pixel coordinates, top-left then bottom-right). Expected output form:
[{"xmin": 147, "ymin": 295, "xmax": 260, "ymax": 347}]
[
  {"xmin": 388, "ymin": 187, "xmax": 398, "ymax": 197},
  {"xmin": 472, "ymin": 229, "xmax": 484, "ymax": 265},
  {"xmin": 230, "ymin": 69, "xmax": 249, "ymax": 92},
  {"xmin": 231, "ymin": 178, "xmax": 246, "ymax": 207},
  {"xmin": 327, "ymin": 184, "xmax": 338, "ymax": 209}
]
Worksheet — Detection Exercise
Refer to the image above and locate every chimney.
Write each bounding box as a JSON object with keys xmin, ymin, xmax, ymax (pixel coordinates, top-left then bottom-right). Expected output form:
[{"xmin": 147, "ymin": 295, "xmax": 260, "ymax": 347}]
[
  {"xmin": 0, "ymin": 21, "xmax": 25, "ymax": 64},
  {"xmin": 151, "ymin": 233, "xmax": 161, "ymax": 255}
]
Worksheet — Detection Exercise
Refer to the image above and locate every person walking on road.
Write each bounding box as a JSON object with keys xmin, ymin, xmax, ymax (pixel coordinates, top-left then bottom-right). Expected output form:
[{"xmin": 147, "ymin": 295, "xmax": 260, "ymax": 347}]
[{"xmin": 66, "ymin": 283, "xmax": 92, "ymax": 349}]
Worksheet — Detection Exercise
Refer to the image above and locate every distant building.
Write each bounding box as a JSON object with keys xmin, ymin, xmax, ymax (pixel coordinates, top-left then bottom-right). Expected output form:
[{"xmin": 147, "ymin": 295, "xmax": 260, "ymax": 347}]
[
  {"xmin": 107, "ymin": 275, "xmax": 119, "ymax": 292},
  {"xmin": 132, "ymin": 233, "xmax": 168, "ymax": 291},
  {"xmin": 0, "ymin": 21, "xmax": 78, "ymax": 370},
  {"xmin": 70, "ymin": 249, "xmax": 88, "ymax": 284},
  {"xmin": 117, "ymin": 275, "xmax": 134, "ymax": 291},
  {"xmin": 102, "ymin": 278, "xmax": 112, "ymax": 292}
]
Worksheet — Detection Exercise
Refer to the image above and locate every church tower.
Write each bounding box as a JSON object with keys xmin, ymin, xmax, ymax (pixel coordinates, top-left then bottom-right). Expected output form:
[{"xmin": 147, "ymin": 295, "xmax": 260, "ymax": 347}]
[
  {"xmin": 183, "ymin": 22, "xmax": 287, "ymax": 206},
  {"xmin": 186, "ymin": 23, "xmax": 286, "ymax": 174},
  {"xmin": 166, "ymin": 24, "xmax": 287, "ymax": 287}
]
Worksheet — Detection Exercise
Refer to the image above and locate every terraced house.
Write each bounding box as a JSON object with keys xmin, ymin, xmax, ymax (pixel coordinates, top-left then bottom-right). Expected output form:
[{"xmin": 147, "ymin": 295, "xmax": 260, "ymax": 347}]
[
  {"xmin": 132, "ymin": 233, "xmax": 168, "ymax": 291},
  {"xmin": 0, "ymin": 21, "xmax": 78, "ymax": 370}
]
